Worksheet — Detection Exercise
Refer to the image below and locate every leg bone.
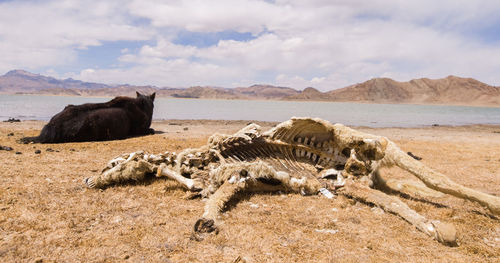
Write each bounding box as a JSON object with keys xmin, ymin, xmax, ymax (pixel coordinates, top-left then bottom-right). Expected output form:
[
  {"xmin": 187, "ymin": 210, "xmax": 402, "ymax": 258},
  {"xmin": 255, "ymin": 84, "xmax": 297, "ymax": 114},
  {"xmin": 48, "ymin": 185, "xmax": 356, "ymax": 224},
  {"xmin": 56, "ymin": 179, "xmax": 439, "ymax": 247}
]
[
  {"xmin": 192, "ymin": 181, "xmax": 246, "ymax": 241},
  {"xmin": 341, "ymin": 179, "xmax": 457, "ymax": 246},
  {"xmin": 386, "ymin": 142, "xmax": 500, "ymax": 215},
  {"xmin": 156, "ymin": 163, "xmax": 203, "ymax": 191}
]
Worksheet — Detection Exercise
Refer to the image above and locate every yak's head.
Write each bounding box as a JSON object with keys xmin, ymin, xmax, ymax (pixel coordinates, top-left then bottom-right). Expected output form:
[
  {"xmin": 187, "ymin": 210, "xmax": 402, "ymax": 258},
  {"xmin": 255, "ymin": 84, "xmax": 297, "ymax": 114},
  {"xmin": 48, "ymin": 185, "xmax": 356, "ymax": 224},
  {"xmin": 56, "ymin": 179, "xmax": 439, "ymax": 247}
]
[
  {"xmin": 135, "ymin": 92, "xmax": 156, "ymax": 126},
  {"xmin": 136, "ymin": 91, "xmax": 156, "ymax": 113}
]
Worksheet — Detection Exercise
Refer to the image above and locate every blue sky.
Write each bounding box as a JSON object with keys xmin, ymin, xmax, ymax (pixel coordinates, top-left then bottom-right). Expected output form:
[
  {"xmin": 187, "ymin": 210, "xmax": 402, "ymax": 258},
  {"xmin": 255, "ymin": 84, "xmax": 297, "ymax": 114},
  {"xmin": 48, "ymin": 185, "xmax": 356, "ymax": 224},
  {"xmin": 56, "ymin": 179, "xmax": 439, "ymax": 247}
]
[{"xmin": 1, "ymin": 0, "xmax": 500, "ymax": 90}]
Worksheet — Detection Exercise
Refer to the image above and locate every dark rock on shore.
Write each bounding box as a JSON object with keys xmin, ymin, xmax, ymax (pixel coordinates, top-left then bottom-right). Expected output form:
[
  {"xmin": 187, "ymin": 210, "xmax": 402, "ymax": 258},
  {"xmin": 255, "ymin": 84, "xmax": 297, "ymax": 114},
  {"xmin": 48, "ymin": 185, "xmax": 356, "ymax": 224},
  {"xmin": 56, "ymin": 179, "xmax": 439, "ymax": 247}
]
[
  {"xmin": 3, "ymin": 118, "xmax": 21, "ymax": 123},
  {"xmin": 0, "ymin": 145, "xmax": 13, "ymax": 151}
]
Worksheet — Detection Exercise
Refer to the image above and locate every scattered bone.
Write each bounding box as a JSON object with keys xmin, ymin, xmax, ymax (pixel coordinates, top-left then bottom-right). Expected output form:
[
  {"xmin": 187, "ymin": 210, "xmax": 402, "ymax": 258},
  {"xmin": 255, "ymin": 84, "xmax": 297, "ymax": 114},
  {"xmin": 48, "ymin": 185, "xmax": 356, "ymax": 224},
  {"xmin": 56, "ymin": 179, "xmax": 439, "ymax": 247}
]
[
  {"xmin": 319, "ymin": 188, "xmax": 335, "ymax": 199},
  {"xmin": 249, "ymin": 203, "xmax": 259, "ymax": 208},
  {"xmin": 315, "ymin": 229, "xmax": 339, "ymax": 234}
]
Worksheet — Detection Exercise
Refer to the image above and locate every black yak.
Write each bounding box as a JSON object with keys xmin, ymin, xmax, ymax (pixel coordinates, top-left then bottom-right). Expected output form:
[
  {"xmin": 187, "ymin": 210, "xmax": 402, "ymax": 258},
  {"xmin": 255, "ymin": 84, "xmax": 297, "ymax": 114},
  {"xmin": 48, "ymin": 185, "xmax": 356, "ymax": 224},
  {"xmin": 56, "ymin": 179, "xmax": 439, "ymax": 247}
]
[{"xmin": 21, "ymin": 92, "xmax": 156, "ymax": 143}]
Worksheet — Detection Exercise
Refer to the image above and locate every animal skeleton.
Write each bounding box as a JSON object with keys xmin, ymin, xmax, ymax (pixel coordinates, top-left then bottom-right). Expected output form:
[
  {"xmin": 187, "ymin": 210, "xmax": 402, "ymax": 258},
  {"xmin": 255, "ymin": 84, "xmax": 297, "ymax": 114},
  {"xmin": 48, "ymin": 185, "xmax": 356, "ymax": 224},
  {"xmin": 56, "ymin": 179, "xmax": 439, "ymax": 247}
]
[{"xmin": 84, "ymin": 117, "xmax": 500, "ymax": 246}]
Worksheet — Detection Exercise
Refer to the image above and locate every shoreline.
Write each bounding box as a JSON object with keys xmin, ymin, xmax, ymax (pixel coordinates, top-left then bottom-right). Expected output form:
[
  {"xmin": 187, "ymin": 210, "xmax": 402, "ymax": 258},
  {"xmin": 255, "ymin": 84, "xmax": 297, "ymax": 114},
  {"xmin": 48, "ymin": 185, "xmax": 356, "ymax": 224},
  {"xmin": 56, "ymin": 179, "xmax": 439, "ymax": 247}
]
[
  {"xmin": 4, "ymin": 118, "xmax": 500, "ymax": 130},
  {"xmin": 2, "ymin": 92, "xmax": 499, "ymax": 108}
]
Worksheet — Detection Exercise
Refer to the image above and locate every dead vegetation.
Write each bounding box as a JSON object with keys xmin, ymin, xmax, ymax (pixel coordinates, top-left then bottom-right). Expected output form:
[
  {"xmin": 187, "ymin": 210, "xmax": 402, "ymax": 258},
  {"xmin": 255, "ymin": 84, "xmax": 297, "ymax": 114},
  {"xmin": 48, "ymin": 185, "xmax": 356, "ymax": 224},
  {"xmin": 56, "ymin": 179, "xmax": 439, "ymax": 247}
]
[{"xmin": 0, "ymin": 120, "xmax": 499, "ymax": 262}]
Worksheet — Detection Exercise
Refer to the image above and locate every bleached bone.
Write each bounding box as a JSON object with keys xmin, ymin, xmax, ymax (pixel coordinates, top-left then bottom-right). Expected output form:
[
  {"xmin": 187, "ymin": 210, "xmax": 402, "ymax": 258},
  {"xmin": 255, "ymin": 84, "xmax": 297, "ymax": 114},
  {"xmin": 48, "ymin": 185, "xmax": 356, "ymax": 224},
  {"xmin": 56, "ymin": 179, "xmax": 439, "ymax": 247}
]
[
  {"xmin": 340, "ymin": 179, "xmax": 457, "ymax": 246},
  {"xmin": 156, "ymin": 163, "xmax": 203, "ymax": 191},
  {"xmin": 381, "ymin": 141, "xmax": 500, "ymax": 215},
  {"xmin": 85, "ymin": 117, "xmax": 500, "ymax": 246}
]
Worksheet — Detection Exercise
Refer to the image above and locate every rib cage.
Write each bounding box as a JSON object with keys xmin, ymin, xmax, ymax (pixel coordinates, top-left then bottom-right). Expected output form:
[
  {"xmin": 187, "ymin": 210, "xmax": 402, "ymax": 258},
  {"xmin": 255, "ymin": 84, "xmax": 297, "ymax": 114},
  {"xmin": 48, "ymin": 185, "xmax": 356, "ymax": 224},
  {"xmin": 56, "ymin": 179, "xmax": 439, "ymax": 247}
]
[{"xmin": 215, "ymin": 119, "xmax": 352, "ymax": 180}]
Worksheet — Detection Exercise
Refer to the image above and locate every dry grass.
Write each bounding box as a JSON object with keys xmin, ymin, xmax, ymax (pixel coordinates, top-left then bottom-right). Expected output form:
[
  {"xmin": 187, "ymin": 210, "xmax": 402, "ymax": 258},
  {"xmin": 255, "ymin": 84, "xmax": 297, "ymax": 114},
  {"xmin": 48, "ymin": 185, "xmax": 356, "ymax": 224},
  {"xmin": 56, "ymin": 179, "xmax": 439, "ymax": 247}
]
[{"xmin": 1, "ymin": 120, "xmax": 499, "ymax": 262}]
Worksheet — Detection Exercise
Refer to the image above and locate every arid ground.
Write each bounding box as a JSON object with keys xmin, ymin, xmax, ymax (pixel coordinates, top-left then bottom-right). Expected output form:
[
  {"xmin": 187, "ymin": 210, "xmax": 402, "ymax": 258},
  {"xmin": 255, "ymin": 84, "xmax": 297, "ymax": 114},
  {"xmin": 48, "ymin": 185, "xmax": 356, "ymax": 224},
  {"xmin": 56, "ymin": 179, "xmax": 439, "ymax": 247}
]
[{"xmin": 1, "ymin": 120, "xmax": 499, "ymax": 262}]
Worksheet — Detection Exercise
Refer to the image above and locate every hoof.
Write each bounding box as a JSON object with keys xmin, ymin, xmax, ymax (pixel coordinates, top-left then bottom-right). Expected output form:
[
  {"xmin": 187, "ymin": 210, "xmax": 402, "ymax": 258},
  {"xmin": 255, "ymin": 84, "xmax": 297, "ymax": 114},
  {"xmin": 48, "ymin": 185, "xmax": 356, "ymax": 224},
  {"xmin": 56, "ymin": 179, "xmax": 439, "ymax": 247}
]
[
  {"xmin": 191, "ymin": 218, "xmax": 218, "ymax": 241},
  {"xmin": 432, "ymin": 221, "xmax": 458, "ymax": 247}
]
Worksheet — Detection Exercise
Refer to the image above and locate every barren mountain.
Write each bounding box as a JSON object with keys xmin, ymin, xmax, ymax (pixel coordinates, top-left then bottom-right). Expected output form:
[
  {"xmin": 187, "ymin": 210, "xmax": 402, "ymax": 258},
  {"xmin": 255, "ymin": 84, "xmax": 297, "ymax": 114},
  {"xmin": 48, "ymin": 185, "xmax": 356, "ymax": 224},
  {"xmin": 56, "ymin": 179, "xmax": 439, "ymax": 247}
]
[
  {"xmin": 233, "ymin": 84, "xmax": 299, "ymax": 99},
  {"xmin": 0, "ymin": 70, "xmax": 111, "ymax": 93},
  {"xmin": 326, "ymin": 76, "xmax": 500, "ymax": 106},
  {"xmin": 286, "ymin": 87, "xmax": 325, "ymax": 100},
  {"xmin": 167, "ymin": 86, "xmax": 239, "ymax": 99},
  {"xmin": 1, "ymin": 70, "xmax": 499, "ymax": 106}
]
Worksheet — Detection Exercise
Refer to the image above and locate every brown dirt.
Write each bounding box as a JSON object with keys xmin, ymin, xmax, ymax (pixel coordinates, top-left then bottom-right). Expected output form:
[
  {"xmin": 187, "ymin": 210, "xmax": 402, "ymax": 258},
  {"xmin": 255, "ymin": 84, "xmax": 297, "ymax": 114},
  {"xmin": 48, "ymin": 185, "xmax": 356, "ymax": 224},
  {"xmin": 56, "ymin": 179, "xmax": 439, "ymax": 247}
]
[{"xmin": 1, "ymin": 120, "xmax": 499, "ymax": 262}]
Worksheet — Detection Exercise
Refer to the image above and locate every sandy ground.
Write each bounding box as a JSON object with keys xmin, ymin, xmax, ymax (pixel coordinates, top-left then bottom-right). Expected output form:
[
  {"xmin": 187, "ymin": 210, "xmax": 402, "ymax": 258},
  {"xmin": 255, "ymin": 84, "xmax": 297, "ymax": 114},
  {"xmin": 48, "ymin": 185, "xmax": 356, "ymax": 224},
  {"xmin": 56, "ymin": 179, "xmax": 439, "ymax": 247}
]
[{"xmin": 1, "ymin": 120, "xmax": 499, "ymax": 262}]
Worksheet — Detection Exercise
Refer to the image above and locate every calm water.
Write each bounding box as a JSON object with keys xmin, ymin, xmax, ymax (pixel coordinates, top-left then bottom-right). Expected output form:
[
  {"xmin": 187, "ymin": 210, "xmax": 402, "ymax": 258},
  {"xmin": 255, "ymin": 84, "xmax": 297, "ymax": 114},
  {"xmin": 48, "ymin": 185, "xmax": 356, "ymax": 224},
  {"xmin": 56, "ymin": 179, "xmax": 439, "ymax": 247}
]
[{"xmin": 1, "ymin": 94, "xmax": 499, "ymax": 127}]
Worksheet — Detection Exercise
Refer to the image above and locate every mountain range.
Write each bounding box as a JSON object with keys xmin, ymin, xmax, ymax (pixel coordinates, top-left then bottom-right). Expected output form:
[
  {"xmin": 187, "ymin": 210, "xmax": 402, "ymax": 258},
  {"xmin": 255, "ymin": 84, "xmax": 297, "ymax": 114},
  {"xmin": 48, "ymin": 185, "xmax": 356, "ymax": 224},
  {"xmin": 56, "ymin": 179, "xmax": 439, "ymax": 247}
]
[{"xmin": 1, "ymin": 69, "xmax": 499, "ymax": 106}]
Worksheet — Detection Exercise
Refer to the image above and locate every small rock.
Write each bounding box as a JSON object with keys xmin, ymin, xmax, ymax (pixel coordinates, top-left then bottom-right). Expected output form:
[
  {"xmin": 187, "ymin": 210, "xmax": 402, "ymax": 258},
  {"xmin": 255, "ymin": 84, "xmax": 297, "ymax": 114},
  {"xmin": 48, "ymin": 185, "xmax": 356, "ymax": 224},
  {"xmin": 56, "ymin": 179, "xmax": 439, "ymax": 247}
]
[
  {"xmin": 69, "ymin": 148, "xmax": 76, "ymax": 152},
  {"xmin": 407, "ymin": 152, "xmax": 422, "ymax": 160},
  {"xmin": 0, "ymin": 145, "xmax": 13, "ymax": 151},
  {"xmin": 111, "ymin": 216, "xmax": 123, "ymax": 224},
  {"xmin": 46, "ymin": 148, "xmax": 55, "ymax": 152},
  {"xmin": 432, "ymin": 124, "xmax": 439, "ymax": 127},
  {"xmin": 34, "ymin": 258, "xmax": 43, "ymax": 263},
  {"xmin": 15, "ymin": 152, "xmax": 22, "ymax": 155},
  {"xmin": 183, "ymin": 127, "xmax": 189, "ymax": 131},
  {"xmin": 35, "ymin": 150, "xmax": 41, "ymax": 154},
  {"xmin": 7, "ymin": 132, "xmax": 14, "ymax": 136}
]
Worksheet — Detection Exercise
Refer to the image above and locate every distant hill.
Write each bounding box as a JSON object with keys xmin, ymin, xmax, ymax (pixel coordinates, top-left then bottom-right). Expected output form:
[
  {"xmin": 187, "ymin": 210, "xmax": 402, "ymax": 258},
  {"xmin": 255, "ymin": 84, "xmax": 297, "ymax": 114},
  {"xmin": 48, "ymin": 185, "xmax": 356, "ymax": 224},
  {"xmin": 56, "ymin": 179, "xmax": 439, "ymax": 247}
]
[
  {"xmin": 0, "ymin": 70, "xmax": 499, "ymax": 106},
  {"xmin": 286, "ymin": 87, "xmax": 324, "ymax": 100},
  {"xmin": 233, "ymin": 85, "xmax": 299, "ymax": 99},
  {"xmin": 157, "ymin": 85, "xmax": 299, "ymax": 100},
  {"xmin": 325, "ymin": 76, "xmax": 500, "ymax": 106},
  {"xmin": 0, "ymin": 70, "xmax": 111, "ymax": 93}
]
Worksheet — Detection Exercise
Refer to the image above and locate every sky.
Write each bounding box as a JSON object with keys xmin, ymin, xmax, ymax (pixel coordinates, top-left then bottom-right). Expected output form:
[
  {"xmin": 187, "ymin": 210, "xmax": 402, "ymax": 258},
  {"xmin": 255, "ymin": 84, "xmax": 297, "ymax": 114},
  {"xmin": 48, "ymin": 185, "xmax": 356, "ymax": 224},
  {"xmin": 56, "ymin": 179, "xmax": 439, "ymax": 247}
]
[{"xmin": 1, "ymin": 0, "xmax": 500, "ymax": 91}]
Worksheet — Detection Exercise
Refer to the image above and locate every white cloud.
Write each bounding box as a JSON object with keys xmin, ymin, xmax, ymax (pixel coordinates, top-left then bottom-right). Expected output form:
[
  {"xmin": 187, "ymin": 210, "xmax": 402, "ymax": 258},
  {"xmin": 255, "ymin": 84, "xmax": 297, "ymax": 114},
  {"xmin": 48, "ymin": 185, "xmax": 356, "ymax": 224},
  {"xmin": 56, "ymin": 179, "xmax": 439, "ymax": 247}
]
[
  {"xmin": 0, "ymin": 0, "xmax": 153, "ymax": 72},
  {"xmin": 1, "ymin": 0, "xmax": 500, "ymax": 90},
  {"xmin": 128, "ymin": 0, "xmax": 278, "ymax": 33},
  {"xmin": 72, "ymin": 58, "xmax": 248, "ymax": 87}
]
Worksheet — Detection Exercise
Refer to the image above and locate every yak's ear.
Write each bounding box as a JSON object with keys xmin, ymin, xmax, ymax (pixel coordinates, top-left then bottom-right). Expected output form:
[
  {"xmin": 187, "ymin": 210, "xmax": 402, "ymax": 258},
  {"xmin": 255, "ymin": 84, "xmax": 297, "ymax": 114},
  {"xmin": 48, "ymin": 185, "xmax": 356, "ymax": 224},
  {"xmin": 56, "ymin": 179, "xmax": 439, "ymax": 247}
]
[
  {"xmin": 150, "ymin": 92, "xmax": 156, "ymax": 101},
  {"xmin": 136, "ymin": 91, "xmax": 141, "ymax": 97}
]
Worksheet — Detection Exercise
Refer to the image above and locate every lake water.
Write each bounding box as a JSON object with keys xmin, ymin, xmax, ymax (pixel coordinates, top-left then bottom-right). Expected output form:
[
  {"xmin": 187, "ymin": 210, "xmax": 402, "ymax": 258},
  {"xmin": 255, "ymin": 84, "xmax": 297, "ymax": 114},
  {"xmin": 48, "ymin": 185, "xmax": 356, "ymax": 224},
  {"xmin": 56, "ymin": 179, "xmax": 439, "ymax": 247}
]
[{"xmin": 1, "ymin": 94, "xmax": 499, "ymax": 127}]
